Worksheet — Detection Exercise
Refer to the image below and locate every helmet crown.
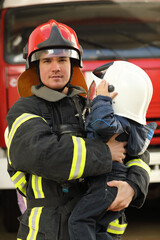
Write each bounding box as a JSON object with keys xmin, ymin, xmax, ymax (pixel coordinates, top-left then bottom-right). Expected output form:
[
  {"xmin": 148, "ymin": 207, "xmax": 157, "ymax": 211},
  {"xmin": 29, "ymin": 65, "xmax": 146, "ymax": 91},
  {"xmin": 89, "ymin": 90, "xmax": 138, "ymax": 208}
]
[
  {"xmin": 24, "ymin": 19, "xmax": 82, "ymax": 67},
  {"xmin": 92, "ymin": 60, "xmax": 153, "ymax": 125}
]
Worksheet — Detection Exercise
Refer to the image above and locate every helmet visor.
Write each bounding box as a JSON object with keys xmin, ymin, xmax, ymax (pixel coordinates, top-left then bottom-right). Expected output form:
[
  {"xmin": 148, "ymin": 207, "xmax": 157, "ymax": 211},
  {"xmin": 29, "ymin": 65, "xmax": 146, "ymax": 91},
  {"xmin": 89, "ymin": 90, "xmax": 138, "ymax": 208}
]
[
  {"xmin": 30, "ymin": 48, "xmax": 79, "ymax": 62},
  {"xmin": 91, "ymin": 62, "xmax": 115, "ymax": 92},
  {"xmin": 92, "ymin": 62, "xmax": 114, "ymax": 79}
]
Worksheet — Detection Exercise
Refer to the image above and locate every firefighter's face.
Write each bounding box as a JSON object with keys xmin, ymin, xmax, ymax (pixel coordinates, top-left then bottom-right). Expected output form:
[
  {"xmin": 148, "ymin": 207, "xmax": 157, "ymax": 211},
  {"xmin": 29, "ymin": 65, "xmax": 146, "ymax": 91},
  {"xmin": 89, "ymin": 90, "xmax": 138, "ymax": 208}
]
[{"xmin": 39, "ymin": 55, "xmax": 71, "ymax": 90}]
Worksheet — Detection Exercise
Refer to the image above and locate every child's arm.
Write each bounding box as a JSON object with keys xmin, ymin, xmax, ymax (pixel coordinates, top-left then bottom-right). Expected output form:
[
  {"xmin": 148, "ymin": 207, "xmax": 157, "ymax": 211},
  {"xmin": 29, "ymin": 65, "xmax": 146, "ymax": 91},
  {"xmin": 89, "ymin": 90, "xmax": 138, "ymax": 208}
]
[{"xmin": 85, "ymin": 80, "xmax": 124, "ymax": 139}]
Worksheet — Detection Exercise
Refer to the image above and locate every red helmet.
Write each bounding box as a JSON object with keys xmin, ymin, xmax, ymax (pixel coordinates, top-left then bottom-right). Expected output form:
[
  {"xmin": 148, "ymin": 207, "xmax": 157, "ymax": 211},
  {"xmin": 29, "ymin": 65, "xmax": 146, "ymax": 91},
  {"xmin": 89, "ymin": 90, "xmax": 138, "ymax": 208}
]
[
  {"xmin": 18, "ymin": 19, "xmax": 87, "ymax": 97},
  {"xmin": 24, "ymin": 19, "xmax": 83, "ymax": 68}
]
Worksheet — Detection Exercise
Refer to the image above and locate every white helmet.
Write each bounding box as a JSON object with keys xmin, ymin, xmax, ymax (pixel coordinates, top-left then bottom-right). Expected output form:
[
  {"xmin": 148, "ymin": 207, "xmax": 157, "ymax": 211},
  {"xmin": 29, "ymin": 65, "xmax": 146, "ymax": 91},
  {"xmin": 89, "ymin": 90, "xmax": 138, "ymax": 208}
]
[{"xmin": 91, "ymin": 60, "xmax": 153, "ymax": 125}]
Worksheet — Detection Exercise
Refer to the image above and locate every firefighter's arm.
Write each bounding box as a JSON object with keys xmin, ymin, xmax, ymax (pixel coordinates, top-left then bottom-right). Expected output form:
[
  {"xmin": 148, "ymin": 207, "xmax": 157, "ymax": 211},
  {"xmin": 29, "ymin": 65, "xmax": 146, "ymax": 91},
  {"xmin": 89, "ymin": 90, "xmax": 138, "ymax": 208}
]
[
  {"xmin": 124, "ymin": 150, "xmax": 150, "ymax": 208},
  {"xmin": 6, "ymin": 97, "xmax": 114, "ymax": 183},
  {"xmin": 107, "ymin": 151, "xmax": 150, "ymax": 211}
]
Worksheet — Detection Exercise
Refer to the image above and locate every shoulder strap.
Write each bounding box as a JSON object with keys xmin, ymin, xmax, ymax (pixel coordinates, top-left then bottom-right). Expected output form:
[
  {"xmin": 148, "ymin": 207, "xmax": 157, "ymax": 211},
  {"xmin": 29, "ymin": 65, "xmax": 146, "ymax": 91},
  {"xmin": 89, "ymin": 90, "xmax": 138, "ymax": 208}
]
[{"xmin": 72, "ymin": 95, "xmax": 89, "ymax": 128}]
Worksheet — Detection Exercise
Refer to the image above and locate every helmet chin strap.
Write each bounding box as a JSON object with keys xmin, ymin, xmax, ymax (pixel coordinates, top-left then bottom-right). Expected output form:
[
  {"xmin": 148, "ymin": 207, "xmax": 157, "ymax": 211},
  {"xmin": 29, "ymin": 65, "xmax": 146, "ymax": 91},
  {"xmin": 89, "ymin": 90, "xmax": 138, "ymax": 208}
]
[{"xmin": 35, "ymin": 59, "xmax": 73, "ymax": 92}]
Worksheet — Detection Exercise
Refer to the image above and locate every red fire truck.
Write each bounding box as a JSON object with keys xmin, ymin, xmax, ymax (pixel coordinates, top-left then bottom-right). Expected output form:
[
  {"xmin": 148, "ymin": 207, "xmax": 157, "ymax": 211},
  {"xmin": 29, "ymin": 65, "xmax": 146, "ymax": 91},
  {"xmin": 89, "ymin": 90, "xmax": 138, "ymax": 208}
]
[{"xmin": 0, "ymin": 0, "xmax": 160, "ymax": 230}]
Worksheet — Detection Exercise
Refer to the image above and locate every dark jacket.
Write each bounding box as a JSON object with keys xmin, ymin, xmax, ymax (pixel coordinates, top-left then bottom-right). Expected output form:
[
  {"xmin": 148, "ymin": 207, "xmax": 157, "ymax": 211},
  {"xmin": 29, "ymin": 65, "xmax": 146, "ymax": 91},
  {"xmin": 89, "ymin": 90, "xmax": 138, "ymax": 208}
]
[
  {"xmin": 6, "ymin": 85, "xmax": 150, "ymax": 239},
  {"xmin": 7, "ymin": 85, "xmax": 112, "ymax": 240}
]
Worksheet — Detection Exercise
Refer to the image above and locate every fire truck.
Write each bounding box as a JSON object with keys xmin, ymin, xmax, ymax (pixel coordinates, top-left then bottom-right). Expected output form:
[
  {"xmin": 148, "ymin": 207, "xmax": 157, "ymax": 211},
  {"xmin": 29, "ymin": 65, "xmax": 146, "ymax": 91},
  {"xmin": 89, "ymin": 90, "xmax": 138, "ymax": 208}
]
[{"xmin": 0, "ymin": 0, "xmax": 160, "ymax": 230}]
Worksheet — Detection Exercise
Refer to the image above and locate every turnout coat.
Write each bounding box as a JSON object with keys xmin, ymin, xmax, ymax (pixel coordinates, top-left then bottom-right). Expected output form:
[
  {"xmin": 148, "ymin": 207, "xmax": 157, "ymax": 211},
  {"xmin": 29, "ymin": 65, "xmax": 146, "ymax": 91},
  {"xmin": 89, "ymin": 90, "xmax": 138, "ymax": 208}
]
[{"xmin": 6, "ymin": 85, "xmax": 150, "ymax": 240}]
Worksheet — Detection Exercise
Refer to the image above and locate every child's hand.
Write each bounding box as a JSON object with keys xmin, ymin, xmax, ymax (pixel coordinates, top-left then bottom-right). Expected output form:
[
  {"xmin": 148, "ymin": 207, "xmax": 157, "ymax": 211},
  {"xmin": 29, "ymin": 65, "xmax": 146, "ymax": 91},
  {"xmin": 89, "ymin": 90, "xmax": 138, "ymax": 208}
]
[{"xmin": 96, "ymin": 80, "xmax": 118, "ymax": 99}]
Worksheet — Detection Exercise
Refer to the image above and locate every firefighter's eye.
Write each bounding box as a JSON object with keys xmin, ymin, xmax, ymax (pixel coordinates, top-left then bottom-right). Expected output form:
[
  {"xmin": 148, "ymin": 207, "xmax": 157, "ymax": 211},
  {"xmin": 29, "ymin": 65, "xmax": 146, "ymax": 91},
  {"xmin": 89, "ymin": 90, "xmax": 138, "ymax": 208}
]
[
  {"xmin": 42, "ymin": 58, "xmax": 51, "ymax": 63},
  {"xmin": 59, "ymin": 57, "xmax": 67, "ymax": 62}
]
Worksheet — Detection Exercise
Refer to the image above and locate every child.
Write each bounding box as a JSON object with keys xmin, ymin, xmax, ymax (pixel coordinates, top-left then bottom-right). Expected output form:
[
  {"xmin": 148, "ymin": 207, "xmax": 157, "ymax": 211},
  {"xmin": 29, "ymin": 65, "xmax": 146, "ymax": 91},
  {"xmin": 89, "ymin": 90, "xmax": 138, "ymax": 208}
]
[{"xmin": 68, "ymin": 61, "xmax": 157, "ymax": 240}]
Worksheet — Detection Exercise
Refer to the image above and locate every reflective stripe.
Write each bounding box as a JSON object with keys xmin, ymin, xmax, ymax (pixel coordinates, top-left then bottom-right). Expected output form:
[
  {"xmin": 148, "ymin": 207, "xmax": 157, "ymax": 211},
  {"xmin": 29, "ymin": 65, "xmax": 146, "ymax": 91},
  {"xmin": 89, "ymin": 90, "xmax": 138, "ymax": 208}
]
[
  {"xmin": 68, "ymin": 136, "xmax": 86, "ymax": 180},
  {"xmin": 32, "ymin": 175, "xmax": 45, "ymax": 199},
  {"xmin": 27, "ymin": 207, "xmax": 43, "ymax": 240},
  {"xmin": 138, "ymin": 138, "xmax": 150, "ymax": 155},
  {"xmin": 138, "ymin": 128, "xmax": 154, "ymax": 155},
  {"xmin": 11, "ymin": 171, "xmax": 27, "ymax": 196},
  {"xmin": 126, "ymin": 158, "xmax": 151, "ymax": 176},
  {"xmin": 8, "ymin": 113, "xmax": 47, "ymax": 165},
  {"xmin": 107, "ymin": 218, "xmax": 127, "ymax": 235}
]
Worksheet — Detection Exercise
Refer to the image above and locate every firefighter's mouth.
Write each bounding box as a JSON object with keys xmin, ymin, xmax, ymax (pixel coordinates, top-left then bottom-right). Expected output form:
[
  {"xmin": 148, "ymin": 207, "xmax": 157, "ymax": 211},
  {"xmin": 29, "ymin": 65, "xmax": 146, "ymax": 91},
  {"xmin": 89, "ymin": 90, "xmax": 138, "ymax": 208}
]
[{"xmin": 50, "ymin": 75, "xmax": 62, "ymax": 79}]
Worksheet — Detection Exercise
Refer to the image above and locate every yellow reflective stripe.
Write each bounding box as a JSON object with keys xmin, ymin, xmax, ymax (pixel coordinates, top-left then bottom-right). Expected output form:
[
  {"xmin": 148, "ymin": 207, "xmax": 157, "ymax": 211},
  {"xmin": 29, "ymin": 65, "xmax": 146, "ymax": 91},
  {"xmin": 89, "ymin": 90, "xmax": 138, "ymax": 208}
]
[
  {"xmin": 38, "ymin": 176, "xmax": 44, "ymax": 198},
  {"xmin": 32, "ymin": 175, "xmax": 44, "ymax": 199},
  {"xmin": 27, "ymin": 207, "xmax": 43, "ymax": 240},
  {"xmin": 126, "ymin": 159, "xmax": 151, "ymax": 176},
  {"xmin": 11, "ymin": 171, "xmax": 26, "ymax": 188},
  {"xmin": 107, "ymin": 218, "xmax": 127, "ymax": 235},
  {"xmin": 11, "ymin": 171, "xmax": 27, "ymax": 196},
  {"xmin": 8, "ymin": 113, "xmax": 47, "ymax": 165},
  {"xmin": 68, "ymin": 136, "xmax": 86, "ymax": 180},
  {"xmin": 18, "ymin": 184, "xmax": 27, "ymax": 196}
]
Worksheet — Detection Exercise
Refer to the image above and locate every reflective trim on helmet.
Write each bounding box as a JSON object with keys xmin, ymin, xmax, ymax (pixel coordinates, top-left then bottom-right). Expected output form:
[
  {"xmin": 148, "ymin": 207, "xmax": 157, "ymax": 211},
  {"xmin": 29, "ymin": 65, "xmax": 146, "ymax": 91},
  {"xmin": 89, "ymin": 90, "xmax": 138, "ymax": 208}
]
[{"xmin": 30, "ymin": 48, "xmax": 79, "ymax": 62}]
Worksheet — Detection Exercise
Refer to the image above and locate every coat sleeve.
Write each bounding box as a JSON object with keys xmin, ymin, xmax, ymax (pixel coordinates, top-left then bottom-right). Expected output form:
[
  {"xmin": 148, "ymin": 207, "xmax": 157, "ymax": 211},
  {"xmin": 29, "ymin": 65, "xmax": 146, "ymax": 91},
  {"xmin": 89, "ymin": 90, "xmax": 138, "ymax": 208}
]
[
  {"xmin": 85, "ymin": 95, "xmax": 124, "ymax": 138},
  {"xmin": 6, "ymin": 97, "xmax": 112, "ymax": 183},
  {"xmin": 124, "ymin": 150, "xmax": 150, "ymax": 208}
]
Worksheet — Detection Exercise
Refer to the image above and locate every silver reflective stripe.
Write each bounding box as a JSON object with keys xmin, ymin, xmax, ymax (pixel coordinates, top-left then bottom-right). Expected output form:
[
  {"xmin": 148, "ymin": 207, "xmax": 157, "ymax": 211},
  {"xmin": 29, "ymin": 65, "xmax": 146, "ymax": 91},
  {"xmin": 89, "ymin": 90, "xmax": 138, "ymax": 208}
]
[
  {"xmin": 73, "ymin": 137, "xmax": 82, "ymax": 177},
  {"xmin": 108, "ymin": 224, "xmax": 126, "ymax": 233},
  {"xmin": 11, "ymin": 171, "xmax": 25, "ymax": 186},
  {"xmin": 11, "ymin": 171, "xmax": 27, "ymax": 196},
  {"xmin": 19, "ymin": 181, "xmax": 27, "ymax": 196},
  {"xmin": 107, "ymin": 219, "xmax": 127, "ymax": 234},
  {"xmin": 27, "ymin": 207, "xmax": 43, "ymax": 240},
  {"xmin": 69, "ymin": 136, "xmax": 86, "ymax": 180},
  {"xmin": 32, "ymin": 175, "xmax": 44, "ymax": 199},
  {"xmin": 138, "ymin": 138, "xmax": 150, "ymax": 155},
  {"xmin": 126, "ymin": 159, "xmax": 151, "ymax": 176}
]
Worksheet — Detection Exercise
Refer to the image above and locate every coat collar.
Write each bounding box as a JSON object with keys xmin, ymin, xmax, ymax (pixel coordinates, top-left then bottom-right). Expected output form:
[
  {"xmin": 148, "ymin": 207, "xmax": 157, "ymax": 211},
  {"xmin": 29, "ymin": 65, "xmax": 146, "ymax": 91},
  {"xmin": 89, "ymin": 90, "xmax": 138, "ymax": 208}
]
[{"xmin": 31, "ymin": 84, "xmax": 86, "ymax": 102}]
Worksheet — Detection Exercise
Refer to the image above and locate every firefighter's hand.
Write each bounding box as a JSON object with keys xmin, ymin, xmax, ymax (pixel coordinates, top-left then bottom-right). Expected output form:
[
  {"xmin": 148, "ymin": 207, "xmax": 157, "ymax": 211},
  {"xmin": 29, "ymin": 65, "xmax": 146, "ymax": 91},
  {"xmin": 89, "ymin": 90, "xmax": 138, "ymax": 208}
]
[
  {"xmin": 107, "ymin": 134, "xmax": 127, "ymax": 163},
  {"xmin": 107, "ymin": 181, "xmax": 135, "ymax": 211}
]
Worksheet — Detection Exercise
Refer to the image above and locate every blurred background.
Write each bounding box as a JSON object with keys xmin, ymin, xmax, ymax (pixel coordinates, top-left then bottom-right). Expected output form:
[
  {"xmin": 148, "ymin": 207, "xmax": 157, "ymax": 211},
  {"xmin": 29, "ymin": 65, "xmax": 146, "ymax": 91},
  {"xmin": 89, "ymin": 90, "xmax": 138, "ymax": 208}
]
[{"xmin": 0, "ymin": 1, "xmax": 160, "ymax": 239}]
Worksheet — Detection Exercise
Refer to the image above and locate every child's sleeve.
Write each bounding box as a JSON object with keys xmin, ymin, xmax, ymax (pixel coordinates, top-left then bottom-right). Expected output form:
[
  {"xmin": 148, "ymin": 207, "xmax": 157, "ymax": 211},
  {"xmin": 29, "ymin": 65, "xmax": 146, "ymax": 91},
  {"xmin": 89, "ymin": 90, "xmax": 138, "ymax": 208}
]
[{"xmin": 85, "ymin": 95, "xmax": 124, "ymax": 140}]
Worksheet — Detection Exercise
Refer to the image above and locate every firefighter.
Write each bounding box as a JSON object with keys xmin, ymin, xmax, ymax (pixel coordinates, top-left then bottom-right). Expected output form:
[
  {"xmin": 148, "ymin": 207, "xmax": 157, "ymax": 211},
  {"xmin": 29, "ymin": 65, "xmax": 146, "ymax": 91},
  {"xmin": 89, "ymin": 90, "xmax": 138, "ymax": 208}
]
[{"xmin": 6, "ymin": 20, "xmax": 150, "ymax": 240}]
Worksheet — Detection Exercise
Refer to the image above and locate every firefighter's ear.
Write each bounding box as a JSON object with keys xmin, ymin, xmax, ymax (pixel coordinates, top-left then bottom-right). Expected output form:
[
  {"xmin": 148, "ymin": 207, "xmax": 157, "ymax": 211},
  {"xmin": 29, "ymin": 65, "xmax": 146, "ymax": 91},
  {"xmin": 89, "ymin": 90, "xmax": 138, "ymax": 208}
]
[{"xmin": 17, "ymin": 67, "xmax": 39, "ymax": 97}]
